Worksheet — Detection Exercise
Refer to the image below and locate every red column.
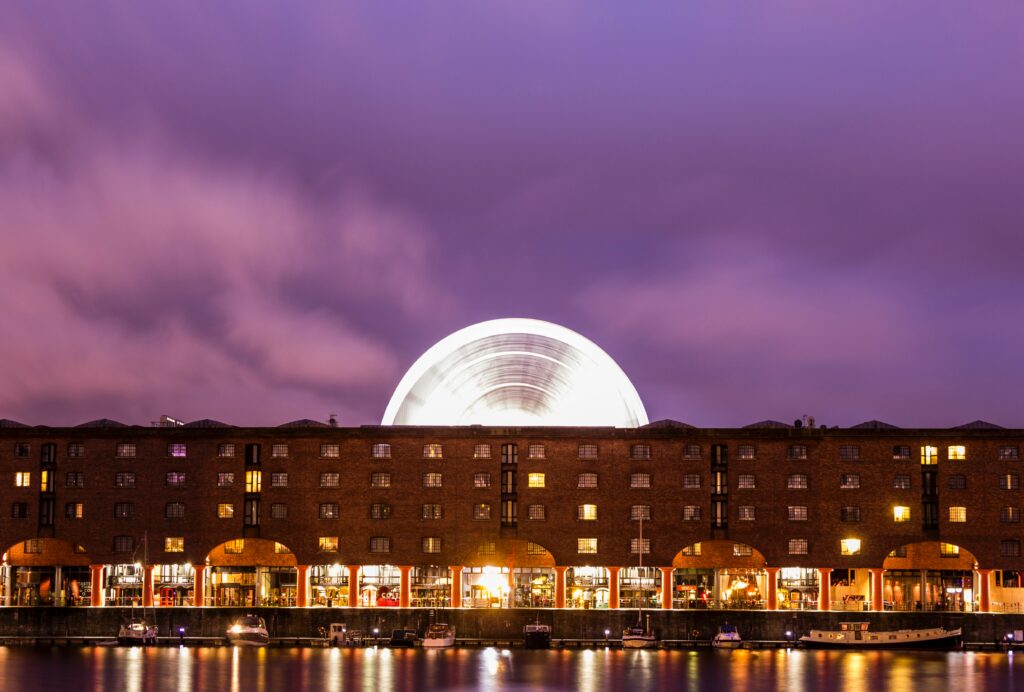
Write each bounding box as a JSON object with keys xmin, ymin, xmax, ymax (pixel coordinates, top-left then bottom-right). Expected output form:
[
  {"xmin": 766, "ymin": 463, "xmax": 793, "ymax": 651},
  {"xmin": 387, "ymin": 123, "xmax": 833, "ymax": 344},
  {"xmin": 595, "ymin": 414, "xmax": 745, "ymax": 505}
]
[
  {"xmin": 90, "ymin": 565, "xmax": 104, "ymax": 607},
  {"xmin": 142, "ymin": 565, "xmax": 154, "ymax": 607},
  {"xmin": 765, "ymin": 567, "xmax": 780, "ymax": 610},
  {"xmin": 296, "ymin": 565, "xmax": 309, "ymax": 607},
  {"xmin": 978, "ymin": 569, "xmax": 993, "ymax": 613},
  {"xmin": 659, "ymin": 567, "xmax": 674, "ymax": 610},
  {"xmin": 399, "ymin": 566, "xmax": 412, "ymax": 607},
  {"xmin": 869, "ymin": 568, "xmax": 885, "ymax": 612},
  {"xmin": 347, "ymin": 565, "xmax": 360, "ymax": 607},
  {"xmin": 818, "ymin": 568, "xmax": 833, "ymax": 611},
  {"xmin": 608, "ymin": 567, "xmax": 620, "ymax": 610},
  {"xmin": 193, "ymin": 564, "xmax": 206, "ymax": 607},
  {"xmin": 554, "ymin": 566, "xmax": 567, "ymax": 608},
  {"xmin": 450, "ymin": 566, "xmax": 463, "ymax": 608}
]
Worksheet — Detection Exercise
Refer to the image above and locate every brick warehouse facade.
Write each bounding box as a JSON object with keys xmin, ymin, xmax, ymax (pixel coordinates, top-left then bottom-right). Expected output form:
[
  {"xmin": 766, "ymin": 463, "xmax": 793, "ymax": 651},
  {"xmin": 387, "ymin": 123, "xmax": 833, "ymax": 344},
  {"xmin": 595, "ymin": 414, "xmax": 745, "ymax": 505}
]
[{"xmin": 1, "ymin": 417, "xmax": 1023, "ymax": 615}]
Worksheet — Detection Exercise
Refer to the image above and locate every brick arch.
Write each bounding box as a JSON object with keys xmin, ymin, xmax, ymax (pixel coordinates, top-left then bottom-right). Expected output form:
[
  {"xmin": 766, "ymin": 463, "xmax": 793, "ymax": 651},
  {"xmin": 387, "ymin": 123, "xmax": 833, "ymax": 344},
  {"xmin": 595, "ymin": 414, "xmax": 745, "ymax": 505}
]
[
  {"xmin": 455, "ymin": 538, "xmax": 555, "ymax": 568},
  {"xmin": 671, "ymin": 540, "xmax": 767, "ymax": 569},
  {"xmin": 3, "ymin": 537, "xmax": 91, "ymax": 566},
  {"xmin": 883, "ymin": 541, "xmax": 978, "ymax": 572},
  {"xmin": 205, "ymin": 538, "xmax": 297, "ymax": 567}
]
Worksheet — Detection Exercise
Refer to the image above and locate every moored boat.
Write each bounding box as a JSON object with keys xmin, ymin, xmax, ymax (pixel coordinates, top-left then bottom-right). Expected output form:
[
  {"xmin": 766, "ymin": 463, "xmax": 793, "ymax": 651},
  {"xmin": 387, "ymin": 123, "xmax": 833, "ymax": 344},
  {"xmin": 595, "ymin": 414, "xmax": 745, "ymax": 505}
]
[
  {"xmin": 422, "ymin": 623, "xmax": 456, "ymax": 648},
  {"xmin": 799, "ymin": 622, "xmax": 962, "ymax": 649},
  {"xmin": 388, "ymin": 629, "xmax": 419, "ymax": 648},
  {"xmin": 712, "ymin": 623, "xmax": 742, "ymax": 649},
  {"xmin": 117, "ymin": 617, "xmax": 158, "ymax": 646},
  {"xmin": 227, "ymin": 614, "xmax": 270, "ymax": 647},
  {"xmin": 523, "ymin": 623, "xmax": 552, "ymax": 649}
]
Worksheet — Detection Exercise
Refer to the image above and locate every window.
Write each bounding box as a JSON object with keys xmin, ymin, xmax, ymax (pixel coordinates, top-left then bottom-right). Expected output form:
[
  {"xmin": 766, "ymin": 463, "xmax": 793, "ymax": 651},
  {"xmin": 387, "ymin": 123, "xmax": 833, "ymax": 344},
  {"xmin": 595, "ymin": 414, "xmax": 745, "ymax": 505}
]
[
  {"xmin": 14, "ymin": 472, "xmax": 30, "ymax": 488},
  {"xmin": 948, "ymin": 475, "xmax": 967, "ymax": 490},
  {"xmin": 369, "ymin": 537, "xmax": 390, "ymax": 553},
  {"xmin": 788, "ymin": 539, "xmax": 808, "ymax": 555},
  {"xmin": 526, "ymin": 542, "xmax": 546, "ymax": 555},
  {"xmin": 166, "ymin": 472, "xmax": 186, "ymax": 487},
  {"xmin": 167, "ymin": 443, "xmax": 187, "ymax": 458},
  {"xmin": 839, "ymin": 445, "xmax": 860, "ymax": 461},
  {"xmin": 683, "ymin": 474, "xmax": 701, "ymax": 489},
  {"xmin": 68, "ymin": 443, "xmax": 84, "ymax": 457},
  {"xmin": 165, "ymin": 502, "xmax": 185, "ymax": 518},
  {"xmin": 737, "ymin": 445, "xmax": 755, "ymax": 460},
  {"xmin": 422, "ymin": 503, "xmax": 443, "ymax": 519},
  {"xmin": 999, "ymin": 446, "xmax": 1020, "ymax": 461},
  {"xmin": 116, "ymin": 443, "xmax": 136, "ymax": 458},
  {"xmin": 631, "ymin": 505, "xmax": 651, "ymax": 521},
  {"xmin": 319, "ymin": 536, "xmax": 340, "ymax": 553},
  {"xmin": 1001, "ymin": 474, "xmax": 1020, "ymax": 490},
  {"xmin": 577, "ymin": 473, "xmax": 598, "ymax": 488},
  {"xmin": 528, "ymin": 504, "xmax": 546, "ymax": 520},
  {"xmin": 474, "ymin": 472, "xmax": 491, "ymax": 488},
  {"xmin": 840, "ymin": 538, "xmax": 862, "ymax": 556},
  {"xmin": 788, "ymin": 506, "xmax": 808, "ymax": 521},
  {"xmin": 630, "ymin": 538, "xmax": 651, "ymax": 554},
  {"xmin": 939, "ymin": 542, "xmax": 960, "ymax": 557},
  {"xmin": 62, "ymin": 471, "xmax": 83, "ymax": 488},
  {"xmin": 889, "ymin": 547, "xmax": 907, "ymax": 558},
  {"xmin": 893, "ymin": 475, "xmax": 911, "ymax": 489},
  {"xmin": 320, "ymin": 472, "xmax": 340, "ymax": 488},
  {"xmin": 1001, "ymin": 540, "xmax": 1021, "ymax": 557},
  {"xmin": 630, "ymin": 444, "xmax": 651, "ymax": 460},
  {"xmin": 528, "ymin": 473, "xmax": 546, "ymax": 488},
  {"xmin": 14, "ymin": 443, "xmax": 30, "ymax": 457},
  {"xmin": 840, "ymin": 474, "xmax": 861, "ymax": 489},
  {"xmin": 578, "ymin": 538, "xmax": 598, "ymax": 554},
  {"xmin": 423, "ymin": 472, "xmax": 443, "ymax": 488},
  {"xmin": 113, "ymin": 536, "xmax": 134, "ymax": 553},
  {"xmin": 893, "ymin": 506, "xmax": 911, "ymax": 522},
  {"xmin": 370, "ymin": 503, "xmax": 391, "ymax": 520},
  {"xmin": 372, "ymin": 443, "xmax": 392, "ymax": 459},
  {"xmin": 473, "ymin": 503, "xmax": 491, "ymax": 520},
  {"xmin": 683, "ymin": 444, "xmax": 701, "ymax": 460},
  {"xmin": 320, "ymin": 444, "xmax": 340, "ymax": 458},
  {"xmin": 320, "ymin": 503, "xmax": 340, "ymax": 519},
  {"xmin": 788, "ymin": 445, "xmax": 808, "ymax": 460},
  {"xmin": 921, "ymin": 446, "xmax": 938, "ymax": 465},
  {"xmin": 65, "ymin": 502, "xmax": 84, "ymax": 519},
  {"xmin": 737, "ymin": 474, "xmax": 756, "ymax": 489},
  {"xmin": 787, "ymin": 474, "xmax": 808, "ymax": 489},
  {"xmin": 733, "ymin": 544, "xmax": 753, "ymax": 557},
  {"xmin": 217, "ymin": 472, "xmax": 234, "ymax": 488},
  {"xmin": 1001, "ymin": 506, "xmax": 1020, "ymax": 523},
  {"xmin": 683, "ymin": 505, "xmax": 702, "ymax": 521},
  {"xmin": 271, "ymin": 472, "xmax": 288, "ymax": 487},
  {"xmin": 218, "ymin": 443, "xmax": 235, "ymax": 458},
  {"xmin": 11, "ymin": 503, "xmax": 28, "ymax": 518},
  {"xmin": 217, "ymin": 503, "xmax": 234, "ymax": 519},
  {"xmin": 578, "ymin": 504, "xmax": 598, "ymax": 521},
  {"xmin": 371, "ymin": 472, "xmax": 391, "ymax": 488},
  {"xmin": 422, "ymin": 537, "xmax": 442, "ymax": 553},
  {"xmin": 423, "ymin": 443, "xmax": 443, "ymax": 459},
  {"xmin": 948, "ymin": 506, "xmax": 967, "ymax": 522},
  {"xmin": 270, "ymin": 503, "xmax": 288, "ymax": 519},
  {"xmin": 473, "ymin": 444, "xmax": 491, "ymax": 459},
  {"xmin": 630, "ymin": 473, "xmax": 651, "ymax": 489},
  {"xmin": 738, "ymin": 505, "xmax": 756, "ymax": 521},
  {"xmin": 477, "ymin": 541, "xmax": 496, "ymax": 555},
  {"xmin": 114, "ymin": 471, "xmax": 135, "ymax": 488},
  {"xmin": 893, "ymin": 445, "xmax": 911, "ymax": 460},
  {"xmin": 948, "ymin": 445, "xmax": 966, "ymax": 460},
  {"xmin": 840, "ymin": 506, "xmax": 861, "ymax": 522},
  {"xmin": 165, "ymin": 537, "xmax": 184, "ymax": 553},
  {"xmin": 245, "ymin": 470, "xmax": 262, "ymax": 493},
  {"xmin": 271, "ymin": 444, "xmax": 288, "ymax": 458},
  {"xmin": 528, "ymin": 444, "xmax": 546, "ymax": 459},
  {"xmin": 577, "ymin": 444, "xmax": 598, "ymax": 460},
  {"xmin": 114, "ymin": 502, "xmax": 134, "ymax": 518}
]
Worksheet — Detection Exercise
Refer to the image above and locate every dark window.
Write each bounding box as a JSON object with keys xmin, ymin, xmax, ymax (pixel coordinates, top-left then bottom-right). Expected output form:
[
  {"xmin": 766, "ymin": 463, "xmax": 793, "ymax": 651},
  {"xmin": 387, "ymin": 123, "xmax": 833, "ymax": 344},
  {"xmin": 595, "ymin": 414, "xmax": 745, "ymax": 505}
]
[
  {"xmin": 840, "ymin": 506, "xmax": 861, "ymax": 522},
  {"xmin": 244, "ymin": 498, "xmax": 260, "ymax": 526},
  {"xmin": 501, "ymin": 443, "xmax": 518, "ymax": 464},
  {"xmin": 114, "ymin": 502, "xmax": 134, "ymax": 518},
  {"xmin": 11, "ymin": 502, "xmax": 28, "ymax": 518},
  {"xmin": 948, "ymin": 475, "xmax": 967, "ymax": 490},
  {"xmin": 893, "ymin": 475, "xmax": 911, "ymax": 489},
  {"xmin": 370, "ymin": 503, "xmax": 391, "ymax": 520}
]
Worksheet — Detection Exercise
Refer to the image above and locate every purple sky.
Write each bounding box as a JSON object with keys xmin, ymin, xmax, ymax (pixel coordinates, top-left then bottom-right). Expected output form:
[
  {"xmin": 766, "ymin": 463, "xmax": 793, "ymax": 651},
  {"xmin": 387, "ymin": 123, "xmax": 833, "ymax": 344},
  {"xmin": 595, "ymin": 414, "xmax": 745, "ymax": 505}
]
[{"xmin": 2, "ymin": 2, "xmax": 1022, "ymax": 428}]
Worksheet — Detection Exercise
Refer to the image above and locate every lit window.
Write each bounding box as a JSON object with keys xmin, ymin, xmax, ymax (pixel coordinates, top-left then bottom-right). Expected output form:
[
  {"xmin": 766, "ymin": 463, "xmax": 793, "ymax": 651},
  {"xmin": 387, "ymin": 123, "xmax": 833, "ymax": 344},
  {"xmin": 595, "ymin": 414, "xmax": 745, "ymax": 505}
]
[
  {"xmin": 474, "ymin": 473, "xmax": 491, "ymax": 488},
  {"xmin": 528, "ymin": 444, "xmax": 546, "ymax": 459},
  {"xmin": 478, "ymin": 541, "xmax": 496, "ymax": 555},
  {"xmin": 681, "ymin": 543, "xmax": 701, "ymax": 556},
  {"xmin": 893, "ymin": 475, "xmax": 911, "ymax": 489},
  {"xmin": 116, "ymin": 443, "xmax": 136, "ymax": 458},
  {"xmin": 889, "ymin": 547, "xmax": 907, "ymax": 558},
  {"xmin": 422, "ymin": 503, "xmax": 442, "ymax": 519},
  {"xmin": 949, "ymin": 506, "xmax": 967, "ymax": 522},
  {"xmin": 114, "ymin": 502, "xmax": 134, "ymax": 519},
  {"xmin": 319, "ymin": 536, "xmax": 339, "ymax": 553},
  {"xmin": 270, "ymin": 503, "xmax": 288, "ymax": 519},
  {"xmin": 940, "ymin": 542, "xmax": 960, "ymax": 557},
  {"xmin": 246, "ymin": 470, "xmax": 262, "ymax": 493},
  {"xmin": 223, "ymin": 539, "xmax": 244, "ymax": 554},
  {"xmin": 423, "ymin": 444, "xmax": 443, "ymax": 459},
  {"xmin": 577, "ymin": 473, "xmax": 598, "ymax": 488},
  {"xmin": 528, "ymin": 473, "xmax": 546, "ymax": 488},
  {"xmin": 737, "ymin": 445, "xmax": 755, "ymax": 460},
  {"xmin": 839, "ymin": 445, "xmax": 860, "ymax": 461},
  {"xmin": 738, "ymin": 506, "xmax": 756, "ymax": 521},
  {"xmin": 167, "ymin": 443, "xmax": 187, "ymax": 458},
  {"xmin": 921, "ymin": 446, "xmax": 938, "ymax": 465},
  {"xmin": 577, "ymin": 444, "xmax": 598, "ymax": 460},
  {"xmin": 165, "ymin": 502, "xmax": 185, "ymax": 518},
  {"xmin": 371, "ymin": 472, "xmax": 391, "ymax": 488},
  {"xmin": 369, "ymin": 537, "xmax": 390, "ymax": 553},
  {"xmin": 527, "ymin": 542, "xmax": 547, "ymax": 555},
  {"xmin": 630, "ymin": 538, "xmax": 650, "ymax": 554},
  {"xmin": 893, "ymin": 506, "xmax": 911, "ymax": 522},
  {"xmin": 112, "ymin": 536, "xmax": 134, "ymax": 553},
  {"xmin": 114, "ymin": 472, "xmax": 135, "ymax": 488},
  {"xmin": 218, "ymin": 443, "xmax": 235, "ymax": 457},
  {"xmin": 999, "ymin": 446, "xmax": 1020, "ymax": 461},
  {"xmin": 217, "ymin": 503, "xmax": 234, "ymax": 519},
  {"xmin": 578, "ymin": 504, "xmax": 598, "ymax": 521},
  {"xmin": 788, "ymin": 445, "xmax": 808, "ymax": 460},
  {"xmin": 320, "ymin": 472, "xmax": 340, "ymax": 488},
  {"xmin": 948, "ymin": 445, "xmax": 966, "ymax": 461},
  {"xmin": 473, "ymin": 504, "xmax": 491, "ymax": 520},
  {"xmin": 737, "ymin": 474, "xmax": 755, "ymax": 489},
  {"xmin": 683, "ymin": 445, "xmax": 701, "ymax": 460},
  {"xmin": 423, "ymin": 472, "xmax": 442, "ymax": 488},
  {"xmin": 840, "ymin": 474, "xmax": 861, "ymax": 489},
  {"xmin": 422, "ymin": 537, "xmax": 442, "ymax": 553},
  {"xmin": 948, "ymin": 475, "xmax": 966, "ymax": 490},
  {"xmin": 528, "ymin": 504, "xmax": 546, "ymax": 520},
  {"xmin": 473, "ymin": 444, "xmax": 491, "ymax": 459},
  {"xmin": 683, "ymin": 505, "xmax": 702, "ymax": 521},
  {"xmin": 166, "ymin": 472, "xmax": 186, "ymax": 488},
  {"xmin": 788, "ymin": 505, "xmax": 809, "ymax": 521},
  {"xmin": 319, "ymin": 503, "xmax": 340, "ymax": 519},
  {"xmin": 14, "ymin": 472, "xmax": 30, "ymax": 488},
  {"xmin": 274, "ymin": 542, "xmax": 291, "ymax": 554},
  {"xmin": 733, "ymin": 543, "xmax": 753, "ymax": 557},
  {"xmin": 683, "ymin": 474, "xmax": 701, "ymax": 489},
  {"xmin": 271, "ymin": 444, "xmax": 288, "ymax": 458},
  {"xmin": 1001, "ymin": 474, "xmax": 1019, "ymax": 490},
  {"xmin": 841, "ymin": 506, "xmax": 861, "ymax": 522},
  {"xmin": 320, "ymin": 444, "xmax": 340, "ymax": 458},
  {"xmin": 1002, "ymin": 506, "xmax": 1020, "ymax": 523},
  {"xmin": 630, "ymin": 444, "xmax": 651, "ymax": 460},
  {"xmin": 578, "ymin": 538, "xmax": 598, "ymax": 554},
  {"xmin": 370, "ymin": 503, "xmax": 391, "ymax": 519},
  {"xmin": 68, "ymin": 443, "xmax": 85, "ymax": 457},
  {"xmin": 165, "ymin": 537, "xmax": 184, "ymax": 553},
  {"xmin": 1001, "ymin": 540, "xmax": 1021, "ymax": 557},
  {"xmin": 271, "ymin": 472, "xmax": 288, "ymax": 487},
  {"xmin": 217, "ymin": 472, "xmax": 234, "ymax": 488},
  {"xmin": 631, "ymin": 505, "xmax": 651, "ymax": 521},
  {"xmin": 372, "ymin": 443, "xmax": 392, "ymax": 459},
  {"xmin": 39, "ymin": 470, "xmax": 52, "ymax": 492},
  {"xmin": 840, "ymin": 538, "xmax": 861, "ymax": 556},
  {"xmin": 892, "ymin": 445, "xmax": 911, "ymax": 460},
  {"xmin": 65, "ymin": 502, "xmax": 84, "ymax": 519},
  {"xmin": 787, "ymin": 474, "xmax": 808, "ymax": 489}
]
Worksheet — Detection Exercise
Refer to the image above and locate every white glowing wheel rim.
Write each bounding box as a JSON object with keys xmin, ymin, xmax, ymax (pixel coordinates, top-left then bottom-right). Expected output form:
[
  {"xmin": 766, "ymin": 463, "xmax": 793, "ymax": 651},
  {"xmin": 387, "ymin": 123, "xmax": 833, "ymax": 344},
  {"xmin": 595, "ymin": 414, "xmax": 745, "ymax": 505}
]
[{"xmin": 382, "ymin": 318, "xmax": 648, "ymax": 427}]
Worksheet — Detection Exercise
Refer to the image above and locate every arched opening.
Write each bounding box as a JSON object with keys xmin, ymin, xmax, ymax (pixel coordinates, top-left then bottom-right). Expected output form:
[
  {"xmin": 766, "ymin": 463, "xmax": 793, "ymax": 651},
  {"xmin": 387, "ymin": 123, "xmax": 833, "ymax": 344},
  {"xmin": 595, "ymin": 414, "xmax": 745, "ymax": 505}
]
[
  {"xmin": 2, "ymin": 538, "xmax": 90, "ymax": 606},
  {"xmin": 883, "ymin": 542, "xmax": 978, "ymax": 612},
  {"xmin": 670, "ymin": 541, "xmax": 768, "ymax": 609},
  {"xmin": 459, "ymin": 539, "xmax": 556, "ymax": 608},
  {"xmin": 206, "ymin": 539, "xmax": 297, "ymax": 607}
]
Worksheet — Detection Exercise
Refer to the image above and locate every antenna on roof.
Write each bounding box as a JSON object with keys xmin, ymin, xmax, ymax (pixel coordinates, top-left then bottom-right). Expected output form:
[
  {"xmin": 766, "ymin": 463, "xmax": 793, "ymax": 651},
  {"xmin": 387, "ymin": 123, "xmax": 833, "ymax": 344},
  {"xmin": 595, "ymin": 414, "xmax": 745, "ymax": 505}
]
[{"xmin": 328, "ymin": 413, "xmax": 338, "ymax": 427}]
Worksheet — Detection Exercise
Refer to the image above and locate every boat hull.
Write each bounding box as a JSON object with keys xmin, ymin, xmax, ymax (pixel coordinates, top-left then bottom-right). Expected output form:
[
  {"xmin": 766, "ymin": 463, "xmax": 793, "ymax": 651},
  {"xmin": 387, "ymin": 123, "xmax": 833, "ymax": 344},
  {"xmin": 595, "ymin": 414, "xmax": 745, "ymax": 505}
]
[
  {"xmin": 228, "ymin": 633, "xmax": 270, "ymax": 647},
  {"xmin": 800, "ymin": 628, "xmax": 962, "ymax": 651},
  {"xmin": 622, "ymin": 637, "xmax": 658, "ymax": 649},
  {"xmin": 712, "ymin": 638, "xmax": 742, "ymax": 649},
  {"xmin": 422, "ymin": 638, "xmax": 455, "ymax": 648},
  {"xmin": 523, "ymin": 633, "xmax": 551, "ymax": 650}
]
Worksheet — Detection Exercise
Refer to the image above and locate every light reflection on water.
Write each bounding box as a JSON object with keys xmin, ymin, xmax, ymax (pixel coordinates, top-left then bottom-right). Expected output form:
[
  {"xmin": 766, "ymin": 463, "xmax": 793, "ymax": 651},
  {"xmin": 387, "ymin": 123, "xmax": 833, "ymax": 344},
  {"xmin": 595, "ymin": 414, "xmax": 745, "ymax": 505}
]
[{"xmin": 1, "ymin": 646, "xmax": 1022, "ymax": 691}]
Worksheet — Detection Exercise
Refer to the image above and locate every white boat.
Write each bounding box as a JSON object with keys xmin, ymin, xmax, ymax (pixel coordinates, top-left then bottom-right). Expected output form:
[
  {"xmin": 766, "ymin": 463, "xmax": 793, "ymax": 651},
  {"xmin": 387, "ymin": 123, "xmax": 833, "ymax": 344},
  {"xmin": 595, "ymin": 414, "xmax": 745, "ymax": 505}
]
[
  {"xmin": 712, "ymin": 624, "xmax": 742, "ymax": 649},
  {"xmin": 422, "ymin": 623, "xmax": 456, "ymax": 648},
  {"xmin": 799, "ymin": 622, "xmax": 962, "ymax": 650},
  {"xmin": 117, "ymin": 617, "xmax": 158, "ymax": 646},
  {"xmin": 227, "ymin": 614, "xmax": 270, "ymax": 646}
]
